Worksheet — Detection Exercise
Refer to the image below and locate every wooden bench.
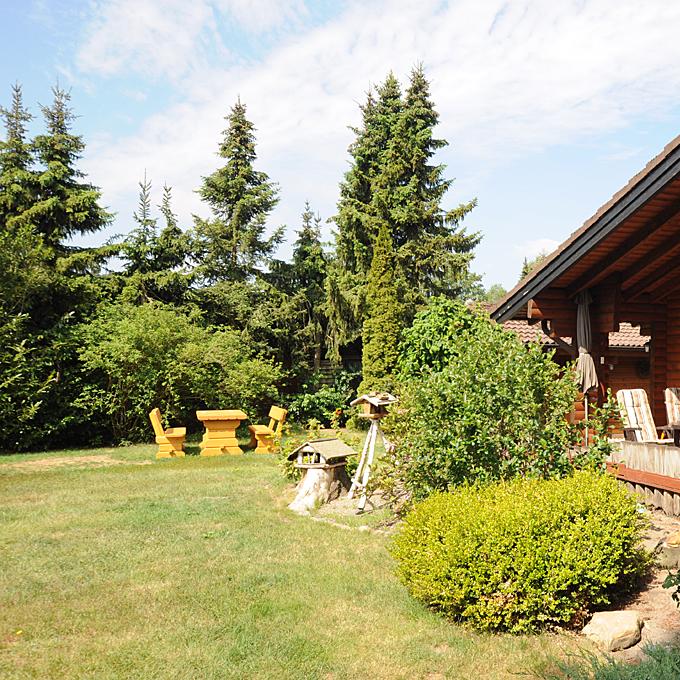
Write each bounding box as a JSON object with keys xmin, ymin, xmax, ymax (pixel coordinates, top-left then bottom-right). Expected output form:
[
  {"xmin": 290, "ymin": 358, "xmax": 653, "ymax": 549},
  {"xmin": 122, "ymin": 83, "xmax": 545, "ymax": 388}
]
[
  {"xmin": 248, "ymin": 406, "xmax": 287, "ymax": 453},
  {"xmin": 149, "ymin": 408, "xmax": 186, "ymax": 459}
]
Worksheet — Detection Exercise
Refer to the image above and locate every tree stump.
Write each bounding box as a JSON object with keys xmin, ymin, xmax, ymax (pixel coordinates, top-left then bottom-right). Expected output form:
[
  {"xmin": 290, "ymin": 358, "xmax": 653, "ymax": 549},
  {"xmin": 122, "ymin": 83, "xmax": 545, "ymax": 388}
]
[{"xmin": 288, "ymin": 465, "xmax": 351, "ymax": 515}]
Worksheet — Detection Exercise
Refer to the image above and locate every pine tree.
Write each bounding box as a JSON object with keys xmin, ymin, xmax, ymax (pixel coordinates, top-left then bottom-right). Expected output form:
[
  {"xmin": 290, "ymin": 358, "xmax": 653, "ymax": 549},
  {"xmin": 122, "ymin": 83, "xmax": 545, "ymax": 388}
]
[
  {"xmin": 359, "ymin": 222, "xmax": 405, "ymax": 393},
  {"xmin": 328, "ymin": 74, "xmax": 403, "ymax": 353},
  {"xmin": 329, "ymin": 67, "xmax": 481, "ymax": 356},
  {"xmin": 291, "ymin": 202, "xmax": 327, "ymax": 370},
  {"xmin": 117, "ymin": 179, "xmax": 191, "ymax": 304},
  {"xmin": 31, "ymin": 86, "xmax": 111, "ymax": 250},
  {"xmin": 385, "ymin": 64, "xmax": 480, "ymax": 304},
  {"xmin": 0, "ymin": 83, "xmax": 36, "ymax": 228},
  {"xmin": 194, "ymin": 99, "xmax": 282, "ymax": 282}
]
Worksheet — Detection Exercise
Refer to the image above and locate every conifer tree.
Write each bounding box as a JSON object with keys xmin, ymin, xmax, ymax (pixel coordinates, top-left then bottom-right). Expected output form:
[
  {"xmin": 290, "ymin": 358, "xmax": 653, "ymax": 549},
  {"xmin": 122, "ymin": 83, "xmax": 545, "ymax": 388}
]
[
  {"xmin": 359, "ymin": 221, "xmax": 405, "ymax": 393},
  {"xmin": 329, "ymin": 67, "xmax": 481, "ymax": 357},
  {"xmin": 291, "ymin": 202, "xmax": 328, "ymax": 370},
  {"xmin": 122, "ymin": 173, "xmax": 156, "ymax": 275},
  {"xmin": 382, "ymin": 64, "xmax": 480, "ymax": 304},
  {"xmin": 117, "ymin": 179, "xmax": 191, "ymax": 304},
  {"xmin": 328, "ymin": 74, "xmax": 403, "ymax": 353},
  {"xmin": 0, "ymin": 83, "xmax": 36, "ymax": 227},
  {"xmin": 194, "ymin": 99, "xmax": 282, "ymax": 282},
  {"xmin": 31, "ymin": 86, "xmax": 111, "ymax": 250},
  {"xmin": 155, "ymin": 184, "xmax": 189, "ymax": 272}
]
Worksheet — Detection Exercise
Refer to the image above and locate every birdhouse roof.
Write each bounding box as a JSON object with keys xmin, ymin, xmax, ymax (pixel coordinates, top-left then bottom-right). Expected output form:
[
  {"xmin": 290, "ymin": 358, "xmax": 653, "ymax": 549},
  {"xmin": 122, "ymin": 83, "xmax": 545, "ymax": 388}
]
[
  {"xmin": 287, "ymin": 438, "xmax": 358, "ymax": 461},
  {"xmin": 349, "ymin": 391, "xmax": 399, "ymax": 408}
]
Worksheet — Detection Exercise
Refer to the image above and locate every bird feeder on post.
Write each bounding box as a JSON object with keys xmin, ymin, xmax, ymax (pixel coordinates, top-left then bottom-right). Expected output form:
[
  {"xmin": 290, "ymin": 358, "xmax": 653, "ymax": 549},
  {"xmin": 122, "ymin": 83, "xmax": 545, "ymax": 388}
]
[{"xmin": 348, "ymin": 391, "xmax": 398, "ymax": 512}]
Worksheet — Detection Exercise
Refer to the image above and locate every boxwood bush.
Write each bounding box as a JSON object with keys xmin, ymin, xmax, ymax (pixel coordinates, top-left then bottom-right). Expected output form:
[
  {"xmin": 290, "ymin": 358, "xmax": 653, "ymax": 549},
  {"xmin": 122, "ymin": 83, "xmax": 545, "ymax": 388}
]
[{"xmin": 391, "ymin": 471, "xmax": 649, "ymax": 633}]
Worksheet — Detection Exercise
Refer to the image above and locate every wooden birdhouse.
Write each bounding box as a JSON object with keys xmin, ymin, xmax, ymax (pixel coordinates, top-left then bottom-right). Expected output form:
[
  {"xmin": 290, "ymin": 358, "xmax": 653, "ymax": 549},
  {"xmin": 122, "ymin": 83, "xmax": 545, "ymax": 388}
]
[
  {"xmin": 288, "ymin": 438, "xmax": 357, "ymax": 469},
  {"xmin": 349, "ymin": 391, "xmax": 398, "ymax": 419}
]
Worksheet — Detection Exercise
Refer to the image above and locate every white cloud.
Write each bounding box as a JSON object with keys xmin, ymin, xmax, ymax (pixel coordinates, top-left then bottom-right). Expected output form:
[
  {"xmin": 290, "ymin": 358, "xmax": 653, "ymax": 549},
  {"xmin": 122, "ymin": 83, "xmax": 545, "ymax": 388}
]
[
  {"xmin": 515, "ymin": 238, "xmax": 561, "ymax": 261},
  {"xmin": 76, "ymin": 0, "xmax": 307, "ymax": 79},
  {"xmin": 76, "ymin": 0, "xmax": 680, "ymax": 264}
]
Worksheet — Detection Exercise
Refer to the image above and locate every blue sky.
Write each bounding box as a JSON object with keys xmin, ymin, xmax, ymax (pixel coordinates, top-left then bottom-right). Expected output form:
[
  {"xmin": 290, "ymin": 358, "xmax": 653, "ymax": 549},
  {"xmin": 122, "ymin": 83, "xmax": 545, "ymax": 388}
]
[{"xmin": 3, "ymin": 0, "xmax": 680, "ymax": 289}]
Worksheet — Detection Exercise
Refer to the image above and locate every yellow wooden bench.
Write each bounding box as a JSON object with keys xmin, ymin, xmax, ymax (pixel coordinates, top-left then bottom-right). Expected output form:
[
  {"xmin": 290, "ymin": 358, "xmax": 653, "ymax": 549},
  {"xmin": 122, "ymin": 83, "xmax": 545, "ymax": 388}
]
[
  {"xmin": 248, "ymin": 406, "xmax": 287, "ymax": 453},
  {"xmin": 149, "ymin": 408, "xmax": 186, "ymax": 458}
]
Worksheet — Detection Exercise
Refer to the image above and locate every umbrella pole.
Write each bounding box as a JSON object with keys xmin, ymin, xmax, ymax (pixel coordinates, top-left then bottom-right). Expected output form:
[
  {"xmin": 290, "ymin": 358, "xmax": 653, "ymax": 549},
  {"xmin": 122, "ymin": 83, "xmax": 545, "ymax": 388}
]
[{"xmin": 584, "ymin": 393, "xmax": 589, "ymax": 448}]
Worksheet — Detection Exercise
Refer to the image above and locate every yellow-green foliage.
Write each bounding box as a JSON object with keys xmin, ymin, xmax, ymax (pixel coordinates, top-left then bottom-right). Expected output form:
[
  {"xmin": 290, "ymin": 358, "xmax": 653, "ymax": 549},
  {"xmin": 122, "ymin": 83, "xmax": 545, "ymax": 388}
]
[{"xmin": 391, "ymin": 472, "xmax": 649, "ymax": 633}]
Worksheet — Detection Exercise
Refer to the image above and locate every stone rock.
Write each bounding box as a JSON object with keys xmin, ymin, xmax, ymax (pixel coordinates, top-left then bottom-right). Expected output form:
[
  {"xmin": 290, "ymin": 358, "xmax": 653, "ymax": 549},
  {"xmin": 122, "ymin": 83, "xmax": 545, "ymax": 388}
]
[
  {"xmin": 658, "ymin": 543, "xmax": 680, "ymax": 569},
  {"xmin": 582, "ymin": 611, "xmax": 642, "ymax": 651},
  {"xmin": 643, "ymin": 536, "xmax": 663, "ymax": 554},
  {"xmin": 667, "ymin": 531, "xmax": 680, "ymax": 547}
]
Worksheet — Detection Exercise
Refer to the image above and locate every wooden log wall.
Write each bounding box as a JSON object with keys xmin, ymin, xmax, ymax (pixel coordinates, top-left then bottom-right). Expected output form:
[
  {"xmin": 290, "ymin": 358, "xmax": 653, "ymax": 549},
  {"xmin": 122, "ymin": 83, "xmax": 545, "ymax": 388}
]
[
  {"xmin": 652, "ymin": 318, "xmax": 669, "ymax": 427},
  {"xmin": 610, "ymin": 441, "xmax": 680, "ymax": 515},
  {"xmin": 666, "ymin": 296, "xmax": 680, "ymax": 420}
]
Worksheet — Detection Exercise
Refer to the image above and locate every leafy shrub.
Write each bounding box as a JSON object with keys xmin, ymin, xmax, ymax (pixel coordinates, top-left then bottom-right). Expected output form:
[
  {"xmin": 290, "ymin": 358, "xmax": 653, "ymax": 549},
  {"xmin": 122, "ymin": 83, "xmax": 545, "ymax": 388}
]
[
  {"xmin": 288, "ymin": 370, "xmax": 359, "ymax": 427},
  {"xmin": 391, "ymin": 472, "xmax": 649, "ymax": 633},
  {"xmin": 76, "ymin": 303, "xmax": 281, "ymax": 442},
  {"xmin": 0, "ymin": 314, "xmax": 56, "ymax": 451},
  {"xmin": 397, "ymin": 297, "xmax": 477, "ymax": 378},
  {"xmin": 387, "ymin": 301, "xmax": 581, "ymax": 500}
]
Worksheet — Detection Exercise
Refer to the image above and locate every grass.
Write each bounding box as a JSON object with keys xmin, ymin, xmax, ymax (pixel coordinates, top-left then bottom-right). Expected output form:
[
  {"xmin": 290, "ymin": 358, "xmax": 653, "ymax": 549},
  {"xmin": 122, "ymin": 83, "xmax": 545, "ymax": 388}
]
[
  {"xmin": 1, "ymin": 443, "xmax": 581, "ymax": 679},
  {"xmin": 538, "ymin": 645, "xmax": 680, "ymax": 679}
]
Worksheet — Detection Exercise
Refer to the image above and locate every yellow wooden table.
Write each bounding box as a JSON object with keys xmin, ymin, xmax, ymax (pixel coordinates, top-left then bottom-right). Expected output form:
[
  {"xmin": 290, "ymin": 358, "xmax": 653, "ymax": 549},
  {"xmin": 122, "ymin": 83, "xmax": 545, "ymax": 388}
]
[{"xmin": 196, "ymin": 410, "xmax": 248, "ymax": 456}]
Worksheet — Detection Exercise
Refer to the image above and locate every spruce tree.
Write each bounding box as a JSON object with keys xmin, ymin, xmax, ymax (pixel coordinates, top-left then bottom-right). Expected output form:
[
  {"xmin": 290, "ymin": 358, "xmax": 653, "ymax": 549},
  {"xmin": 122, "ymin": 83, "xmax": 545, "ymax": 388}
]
[
  {"xmin": 31, "ymin": 86, "xmax": 111, "ymax": 250},
  {"xmin": 194, "ymin": 99, "xmax": 282, "ymax": 282},
  {"xmin": 383, "ymin": 64, "xmax": 480, "ymax": 304},
  {"xmin": 359, "ymin": 221, "xmax": 405, "ymax": 393},
  {"xmin": 155, "ymin": 184, "xmax": 189, "ymax": 272},
  {"xmin": 328, "ymin": 74, "xmax": 403, "ymax": 352},
  {"xmin": 117, "ymin": 179, "xmax": 191, "ymax": 305},
  {"xmin": 291, "ymin": 202, "xmax": 328, "ymax": 370},
  {"xmin": 122, "ymin": 173, "xmax": 157, "ymax": 275},
  {"xmin": 0, "ymin": 83, "xmax": 36, "ymax": 228},
  {"xmin": 329, "ymin": 67, "xmax": 481, "ymax": 357}
]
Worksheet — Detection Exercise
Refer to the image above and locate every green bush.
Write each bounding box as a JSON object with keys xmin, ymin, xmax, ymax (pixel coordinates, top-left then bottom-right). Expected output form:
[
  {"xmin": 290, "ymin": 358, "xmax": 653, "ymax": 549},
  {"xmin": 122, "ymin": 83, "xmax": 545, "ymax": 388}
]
[
  {"xmin": 391, "ymin": 472, "xmax": 649, "ymax": 633},
  {"xmin": 288, "ymin": 370, "xmax": 359, "ymax": 427},
  {"xmin": 76, "ymin": 303, "xmax": 281, "ymax": 443},
  {"xmin": 387, "ymin": 300, "xmax": 581, "ymax": 500}
]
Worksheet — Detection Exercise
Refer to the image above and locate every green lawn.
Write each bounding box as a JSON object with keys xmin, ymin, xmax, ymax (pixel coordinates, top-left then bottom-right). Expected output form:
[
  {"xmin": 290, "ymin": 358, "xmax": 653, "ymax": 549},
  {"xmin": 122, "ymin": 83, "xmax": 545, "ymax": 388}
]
[{"xmin": 0, "ymin": 445, "xmax": 577, "ymax": 679}]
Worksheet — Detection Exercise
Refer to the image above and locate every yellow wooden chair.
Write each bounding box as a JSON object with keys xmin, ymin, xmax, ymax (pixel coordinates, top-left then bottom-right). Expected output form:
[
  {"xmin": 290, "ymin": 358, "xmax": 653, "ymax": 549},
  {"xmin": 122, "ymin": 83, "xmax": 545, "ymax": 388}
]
[
  {"xmin": 149, "ymin": 408, "xmax": 186, "ymax": 459},
  {"xmin": 248, "ymin": 406, "xmax": 287, "ymax": 453}
]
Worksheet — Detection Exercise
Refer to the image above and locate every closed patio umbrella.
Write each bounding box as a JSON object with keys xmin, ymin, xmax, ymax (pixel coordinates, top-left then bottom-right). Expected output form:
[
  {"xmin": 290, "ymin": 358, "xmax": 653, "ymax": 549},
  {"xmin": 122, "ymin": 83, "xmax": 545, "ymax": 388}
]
[
  {"xmin": 575, "ymin": 291, "xmax": 599, "ymax": 444},
  {"xmin": 575, "ymin": 291, "xmax": 599, "ymax": 395}
]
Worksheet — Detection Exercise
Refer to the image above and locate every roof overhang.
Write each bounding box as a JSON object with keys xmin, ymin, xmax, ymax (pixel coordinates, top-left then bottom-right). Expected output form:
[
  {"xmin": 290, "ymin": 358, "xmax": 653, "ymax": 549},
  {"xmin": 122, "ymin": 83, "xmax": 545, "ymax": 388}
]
[{"xmin": 491, "ymin": 135, "xmax": 680, "ymax": 322}]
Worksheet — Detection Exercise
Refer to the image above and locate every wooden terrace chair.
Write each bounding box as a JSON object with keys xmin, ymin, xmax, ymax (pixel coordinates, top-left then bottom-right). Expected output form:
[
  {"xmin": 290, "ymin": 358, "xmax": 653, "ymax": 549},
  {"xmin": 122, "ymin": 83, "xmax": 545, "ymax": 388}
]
[
  {"xmin": 149, "ymin": 408, "xmax": 186, "ymax": 458},
  {"xmin": 665, "ymin": 388, "xmax": 680, "ymax": 427},
  {"xmin": 616, "ymin": 389, "xmax": 673, "ymax": 445},
  {"xmin": 248, "ymin": 406, "xmax": 287, "ymax": 453}
]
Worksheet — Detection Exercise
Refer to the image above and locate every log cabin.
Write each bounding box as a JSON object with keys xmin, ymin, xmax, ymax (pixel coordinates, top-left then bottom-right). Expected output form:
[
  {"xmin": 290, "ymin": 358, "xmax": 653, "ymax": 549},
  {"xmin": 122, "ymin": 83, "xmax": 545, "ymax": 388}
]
[{"xmin": 491, "ymin": 134, "xmax": 680, "ymax": 429}]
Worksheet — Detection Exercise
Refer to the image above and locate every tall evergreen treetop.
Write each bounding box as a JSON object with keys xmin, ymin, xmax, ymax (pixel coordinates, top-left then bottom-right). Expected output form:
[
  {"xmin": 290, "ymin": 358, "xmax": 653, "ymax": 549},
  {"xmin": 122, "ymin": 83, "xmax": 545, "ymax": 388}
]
[
  {"xmin": 0, "ymin": 83, "xmax": 36, "ymax": 226},
  {"xmin": 120, "ymin": 174, "xmax": 157, "ymax": 275},
  {"xmin": 335, "ymin": 73, "xmax": 402, "ymax": 278},
  {"xmin": 329, "ymin": 66, "xmax": 481, "ymax": 353},
  {"xmin": 376, "ymin": 64, "xmax": 480, "ymax": 301},
  {"xmin": 155, "ymin": 184, "xmax": 188, "ymax": 272},
  {"xmin": 30, "ymin": 86, "xmax": 111, "ymax": 248},
  {"xmin": 195, "ymin": 99, "xmax": 283, "ymax": 282}
]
